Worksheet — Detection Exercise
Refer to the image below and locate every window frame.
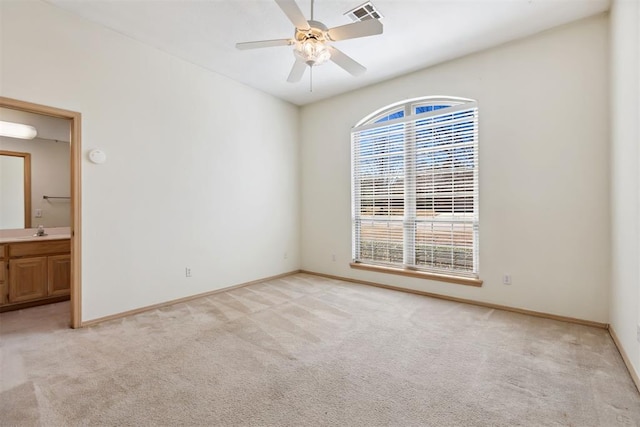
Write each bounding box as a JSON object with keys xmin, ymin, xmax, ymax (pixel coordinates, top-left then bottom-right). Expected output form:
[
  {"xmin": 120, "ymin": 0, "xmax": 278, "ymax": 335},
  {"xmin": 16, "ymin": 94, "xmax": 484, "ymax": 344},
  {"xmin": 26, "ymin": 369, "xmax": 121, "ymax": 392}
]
[{"xmin": 351, "ymin": 96, "xmax": 481, "ymax": 286}]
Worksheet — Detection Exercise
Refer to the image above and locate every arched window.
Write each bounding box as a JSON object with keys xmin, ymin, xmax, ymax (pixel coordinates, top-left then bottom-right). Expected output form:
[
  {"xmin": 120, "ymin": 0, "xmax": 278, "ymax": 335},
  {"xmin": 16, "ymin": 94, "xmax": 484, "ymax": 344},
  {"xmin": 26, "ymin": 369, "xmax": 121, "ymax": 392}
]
[{"xmin": 351, "ymin": 96, "xmax": 479, "ymax": 281}]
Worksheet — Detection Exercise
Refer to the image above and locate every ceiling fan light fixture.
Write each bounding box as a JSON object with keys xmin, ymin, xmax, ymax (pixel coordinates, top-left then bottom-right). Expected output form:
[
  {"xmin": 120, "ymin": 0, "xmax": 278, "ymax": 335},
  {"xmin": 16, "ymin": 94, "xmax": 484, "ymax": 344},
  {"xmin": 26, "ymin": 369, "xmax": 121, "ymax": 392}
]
[
  {"xmin": 237, "ymin": 0, "xmax": 383, "ymax": 83},
  {"xmin": 294, "ymin": 38, "xmax": 331, "ymax": 66}
]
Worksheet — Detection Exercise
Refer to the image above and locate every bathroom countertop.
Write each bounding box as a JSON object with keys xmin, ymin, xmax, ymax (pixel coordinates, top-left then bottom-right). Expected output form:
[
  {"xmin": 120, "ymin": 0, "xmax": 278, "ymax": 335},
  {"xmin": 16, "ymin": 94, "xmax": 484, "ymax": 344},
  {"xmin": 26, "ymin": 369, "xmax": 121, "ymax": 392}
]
[
  {"xmin": 0, "ymin": 227, "xmax": 72, "ymax": 244},
  {"xmin": 0, "ymin": 234, "xmax": 71, "ymax": 244}
]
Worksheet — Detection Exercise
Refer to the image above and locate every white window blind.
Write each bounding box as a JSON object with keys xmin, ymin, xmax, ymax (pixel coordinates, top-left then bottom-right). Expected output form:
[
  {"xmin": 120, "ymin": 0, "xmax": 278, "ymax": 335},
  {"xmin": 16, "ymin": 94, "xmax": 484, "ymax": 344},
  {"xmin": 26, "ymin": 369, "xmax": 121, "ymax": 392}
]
[{"xmin": 352, "ymin": 98, "xmax": 479, "ymax": 278}]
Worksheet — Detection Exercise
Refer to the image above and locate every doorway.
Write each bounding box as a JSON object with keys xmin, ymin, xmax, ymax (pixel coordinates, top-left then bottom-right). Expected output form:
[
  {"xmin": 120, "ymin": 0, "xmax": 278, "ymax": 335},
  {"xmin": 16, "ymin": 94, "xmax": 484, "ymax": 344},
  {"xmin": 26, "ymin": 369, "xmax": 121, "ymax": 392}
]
[{"xmin": 0, "ymin": 97, "xmax": 82, "ymax": 328}]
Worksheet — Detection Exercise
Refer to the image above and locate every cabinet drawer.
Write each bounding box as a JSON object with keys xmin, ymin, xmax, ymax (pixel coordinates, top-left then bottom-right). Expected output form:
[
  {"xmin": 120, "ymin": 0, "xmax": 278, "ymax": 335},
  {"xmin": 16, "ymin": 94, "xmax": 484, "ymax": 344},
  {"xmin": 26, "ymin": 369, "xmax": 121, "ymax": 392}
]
[
  {"xmin": 0, "ymin": 260, "xmax": 5, "ymax": 283},
  {"xmin": 0, "ymin": 245, "xmax": 5, "ymax": 260},
  {"xmin": 9, "ymin": 240, "xmax": 70, "ymax": 258}
]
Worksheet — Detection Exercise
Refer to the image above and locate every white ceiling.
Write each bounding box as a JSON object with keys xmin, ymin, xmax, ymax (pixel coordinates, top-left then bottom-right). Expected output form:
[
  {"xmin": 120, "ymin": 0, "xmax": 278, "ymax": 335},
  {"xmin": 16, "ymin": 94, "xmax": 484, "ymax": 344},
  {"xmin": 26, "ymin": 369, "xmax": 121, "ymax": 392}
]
[{"xmin": 45, "ymin": 0, "xmax": 609, "ymax": 106}]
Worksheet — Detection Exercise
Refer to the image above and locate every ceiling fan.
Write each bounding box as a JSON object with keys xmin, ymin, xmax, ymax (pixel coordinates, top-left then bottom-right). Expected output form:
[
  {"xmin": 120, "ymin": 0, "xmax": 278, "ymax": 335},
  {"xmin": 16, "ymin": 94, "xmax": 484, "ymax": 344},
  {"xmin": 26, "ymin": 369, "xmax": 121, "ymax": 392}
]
[{"xmin": 236, "ymin": 0, "xmax": 383, "ymax": 86}]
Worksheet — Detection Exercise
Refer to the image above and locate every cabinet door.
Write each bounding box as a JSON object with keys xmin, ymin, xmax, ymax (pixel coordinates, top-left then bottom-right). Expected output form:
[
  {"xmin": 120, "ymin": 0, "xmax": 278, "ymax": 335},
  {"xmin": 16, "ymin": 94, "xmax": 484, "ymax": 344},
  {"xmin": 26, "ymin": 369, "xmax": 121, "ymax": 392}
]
[
  {"xmin": 48, "ymin": 255, "xmax": 71, "ymax": 297},
  {"xmin": 9, "ymin": 257, "xmax": 48, "ymax": 303},
  {"xmin": 0, "ymin": 261, "xmax": 7, "ymax": 305}
]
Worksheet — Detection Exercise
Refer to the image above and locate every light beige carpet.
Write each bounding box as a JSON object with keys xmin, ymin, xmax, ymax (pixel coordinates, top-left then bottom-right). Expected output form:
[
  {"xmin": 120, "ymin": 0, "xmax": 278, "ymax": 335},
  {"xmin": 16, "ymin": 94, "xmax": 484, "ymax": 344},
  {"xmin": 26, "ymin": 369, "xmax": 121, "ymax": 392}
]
[{"xmin": 1, "ymin": 273, "xmax": 639, "ymax": 426}]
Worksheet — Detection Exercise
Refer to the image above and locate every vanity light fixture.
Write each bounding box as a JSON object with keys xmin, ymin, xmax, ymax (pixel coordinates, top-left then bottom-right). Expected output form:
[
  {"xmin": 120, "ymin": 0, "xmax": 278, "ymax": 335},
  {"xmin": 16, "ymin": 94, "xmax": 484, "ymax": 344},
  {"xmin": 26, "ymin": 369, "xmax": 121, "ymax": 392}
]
[{"xmin": 0, "ymin": 120, "xmax": 38, "ymax": 139}]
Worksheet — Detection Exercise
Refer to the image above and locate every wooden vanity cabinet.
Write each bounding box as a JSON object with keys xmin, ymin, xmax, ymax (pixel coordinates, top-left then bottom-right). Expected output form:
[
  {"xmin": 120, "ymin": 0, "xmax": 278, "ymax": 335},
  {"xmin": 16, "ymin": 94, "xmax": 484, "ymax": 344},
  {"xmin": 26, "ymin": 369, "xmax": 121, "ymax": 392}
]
[{"xmin": 1, "ymin": 239, "xmax": 70, "ymax": 311}]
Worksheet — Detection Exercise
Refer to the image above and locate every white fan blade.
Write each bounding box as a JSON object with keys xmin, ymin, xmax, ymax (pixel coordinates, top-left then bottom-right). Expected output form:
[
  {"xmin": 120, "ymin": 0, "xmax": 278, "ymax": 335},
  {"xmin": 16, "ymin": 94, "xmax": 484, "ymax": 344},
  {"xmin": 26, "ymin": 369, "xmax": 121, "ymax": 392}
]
[
  {"xmin": 327, "ymin": 19, "xmax": 383, "ymax": 41},
  {"xmin": 236, "ymin": 39, "xmax": 293, "ymax": 50},
  {"xmin": 275, "ymin": 0, "xmax": 309, "ymax": 30},
  {"xmin": 328, "ymin": 46, "xmax": 366, "ymax": 76},
  {"xmin": 287, "ymin": 58, "xmax": 307, "ymax": 83}
]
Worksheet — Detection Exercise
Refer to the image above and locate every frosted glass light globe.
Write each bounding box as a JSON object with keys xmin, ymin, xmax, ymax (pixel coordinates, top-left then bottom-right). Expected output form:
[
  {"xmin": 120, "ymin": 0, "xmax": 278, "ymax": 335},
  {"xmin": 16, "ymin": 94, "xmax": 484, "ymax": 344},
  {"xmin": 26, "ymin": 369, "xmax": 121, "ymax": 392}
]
[{"xmin": 294, "ymin": 38, "xmax": 331, "ymax": 66}]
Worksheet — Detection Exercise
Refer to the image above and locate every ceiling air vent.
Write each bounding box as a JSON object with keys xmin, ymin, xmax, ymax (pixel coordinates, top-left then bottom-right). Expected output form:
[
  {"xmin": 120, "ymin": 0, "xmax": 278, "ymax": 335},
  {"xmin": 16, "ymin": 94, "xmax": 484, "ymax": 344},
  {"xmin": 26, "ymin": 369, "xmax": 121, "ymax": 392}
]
[{"xmin": 345, "ymin": 2, "xmax": 383, "ymax": 22}]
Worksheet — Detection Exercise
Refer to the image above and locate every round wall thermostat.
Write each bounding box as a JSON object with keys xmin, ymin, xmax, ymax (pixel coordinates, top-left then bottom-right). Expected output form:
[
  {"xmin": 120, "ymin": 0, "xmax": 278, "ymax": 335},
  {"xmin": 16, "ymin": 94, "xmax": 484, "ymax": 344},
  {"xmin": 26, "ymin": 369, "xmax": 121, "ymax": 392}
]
[{"xmin": 89, "ymin": 149, "xmax": 106, "ymax": 164}]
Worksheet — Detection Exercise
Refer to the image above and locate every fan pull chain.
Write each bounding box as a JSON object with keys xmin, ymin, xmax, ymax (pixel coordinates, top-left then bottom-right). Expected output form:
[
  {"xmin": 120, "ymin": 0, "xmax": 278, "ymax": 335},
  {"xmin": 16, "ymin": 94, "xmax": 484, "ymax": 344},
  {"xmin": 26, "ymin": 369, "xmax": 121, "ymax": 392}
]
[{"xmin": 310, "ymin": 66, "xmax": 313, "ymax": 92}]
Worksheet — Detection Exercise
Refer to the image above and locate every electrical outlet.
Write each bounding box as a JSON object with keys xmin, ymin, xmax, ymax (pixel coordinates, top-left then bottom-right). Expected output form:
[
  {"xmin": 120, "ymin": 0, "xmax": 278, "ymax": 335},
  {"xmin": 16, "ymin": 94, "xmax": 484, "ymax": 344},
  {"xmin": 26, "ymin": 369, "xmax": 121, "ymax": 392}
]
[
  {"xmin": 503, "ymin": 274, "xmax": 512, "ymax": 285},
  {"xmin": 332, "ymin": 254, "xmax": 336, "ymax": 262},
  {"xmin": 637, "ymin": 324, "xmax": 640, "ymax": 343},
  {"xmin": 35, "ymin": 209, "xmax": 42, "ymax": 218},
  {"xmin": 185, "ymin": 267, "xmax": 192, "ymax": 278},
  {"xmin": 284, "ymin": 252, "xmax": 288, "ymax": 260}
]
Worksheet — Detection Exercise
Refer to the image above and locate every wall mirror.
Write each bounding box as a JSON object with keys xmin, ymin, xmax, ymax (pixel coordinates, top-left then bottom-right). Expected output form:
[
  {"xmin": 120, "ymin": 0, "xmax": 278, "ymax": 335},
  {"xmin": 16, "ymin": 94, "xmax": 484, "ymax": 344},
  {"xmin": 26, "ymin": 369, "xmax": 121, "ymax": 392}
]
[
  {"xmin": 0, "ymin": 150, "xmax": 31, "ymax": 229},
  {"xmin": 0, "ymin": 107, "xmax": 71, "ymax": 230}
]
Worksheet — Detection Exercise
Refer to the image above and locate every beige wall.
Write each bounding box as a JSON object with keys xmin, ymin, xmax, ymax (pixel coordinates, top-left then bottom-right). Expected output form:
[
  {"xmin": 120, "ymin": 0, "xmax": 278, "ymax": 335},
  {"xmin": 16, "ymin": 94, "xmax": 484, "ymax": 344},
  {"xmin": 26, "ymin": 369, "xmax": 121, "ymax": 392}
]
[
  {"xmin": 300, "ymin": 14, "xmax": 610, "ymax": 323},
  {"xmin": 1, "ymin": 0, "xmax": 301, "ymax": 322},
  {"xmin": 0, "ymin": 136, "xmax": 71, "ymax": 228},
  {"xmin": 610, "ymin": 0, "xmax": 640, "ymax": 379}
]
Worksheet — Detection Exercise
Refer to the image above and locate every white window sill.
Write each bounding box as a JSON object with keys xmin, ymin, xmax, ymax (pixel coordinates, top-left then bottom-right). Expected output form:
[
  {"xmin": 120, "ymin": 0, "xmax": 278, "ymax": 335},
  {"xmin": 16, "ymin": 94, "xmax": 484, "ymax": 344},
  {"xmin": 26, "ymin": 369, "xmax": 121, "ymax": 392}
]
[{"xmin": 350, "ymin": 262, "xmax": 483, "ymax": 287}]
